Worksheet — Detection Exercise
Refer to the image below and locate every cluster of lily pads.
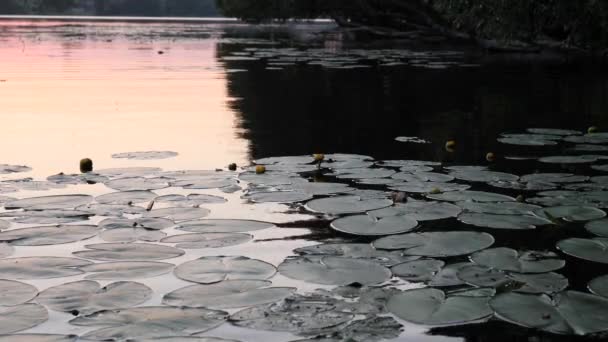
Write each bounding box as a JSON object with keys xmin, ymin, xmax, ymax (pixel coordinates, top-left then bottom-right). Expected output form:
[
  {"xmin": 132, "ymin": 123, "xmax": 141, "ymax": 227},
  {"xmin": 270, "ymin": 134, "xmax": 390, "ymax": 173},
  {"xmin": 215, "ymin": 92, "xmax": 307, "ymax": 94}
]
[
  {"xmin": 0, "ymin": 139, "xmax": 608, "ymax": 340},
  {"xmin": 222, "ymin": 47, "xmax": 470, "ymax": 71}
]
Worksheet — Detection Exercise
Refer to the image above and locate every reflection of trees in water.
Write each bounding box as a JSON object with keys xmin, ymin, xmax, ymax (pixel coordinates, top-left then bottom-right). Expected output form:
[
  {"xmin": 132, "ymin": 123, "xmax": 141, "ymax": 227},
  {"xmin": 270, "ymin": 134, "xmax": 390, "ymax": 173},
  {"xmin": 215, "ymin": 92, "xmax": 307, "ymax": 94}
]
[{"xmin": 219, "ymin": 41, "xmax": 608, "ymax": 163}]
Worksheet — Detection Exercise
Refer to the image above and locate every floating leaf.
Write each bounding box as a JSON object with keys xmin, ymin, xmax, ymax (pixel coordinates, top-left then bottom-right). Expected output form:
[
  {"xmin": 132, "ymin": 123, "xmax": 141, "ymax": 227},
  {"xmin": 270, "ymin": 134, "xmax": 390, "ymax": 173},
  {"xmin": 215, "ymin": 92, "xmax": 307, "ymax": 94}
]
[
  {"xmin": 427, "ymin": 191, "xmax": 515, "ymax": 203},
  {"xmin": 391, "ymin": 172, "xmax": 454, "ymax": 183},
  {"xmin": 332, "ymin": 168, "xmax": 396, "ymax": 180},
  {"xmin": 306, "ymin": 196, "xmax": 392, "ymax": 215},
  {"xmin": 488, "ymin": 180, "xmax": 557, "ymax": 191},
  {"xmin": 0, "ymin": 225, "xmax": 98, "ymax": 246},
  {"xmin": 498, "ymin": 134, "xmax": 559, "ymax": 146},
  {"xmin": 557, "ymin": 238, "xmax": 608, "ymax": 264},
  {"xmin": 161, "ymin": 233, "xmax": 252, "ymax": 249},
  {"xmin": 458, "ymin": 213, "xmax": 551, "ymax": 230},
  {"xmin": 449, "ymin": 170, "xmax": 519, "ymax": 183},
  {"xmin": 144, "ymin": 207, "xmax": 210, "ymax": 221},
  {"xmin": 539, "ymin": 156, "xmax": 598, "ymax": 164},
  {"xmin": 457, "ymin": 265, "xmax": 568, "ymax": 294},
  {"xmin": 100, "ymin": 228, "xmax": 166, "ymax": 243},
  {"xmin": 589, "ymin": 275, "xmax": 608, "ymax": 298},
  {"xmin": 0, "ymin": 257, "xmax": 91, "ymax": 279},
  {"xmin": 278, "ymin": 256, "xmax": 391, "ymax": 285},
  {"xmin": 37, "ymin": 280, "xmax": 151, "ymax": 315},
  {"xmin": 586, "ymin": 219, "xmax": 608, "ymax": 237},
  {"xmin": 491, "ymin": 291, "xmax": 608, "ymax": 335},
  {"xmin": 177, "ymin": 219, "xmax": 274, "ymax": 233},
  {"xmin": 521, "ymin": 173, "xmax": 589, "ymax": 184},
  {"xmin": 254, "ymin": 156, "xmax": 315, "ymax": 165},
  {"xmin": 369, "ymin": 200, "xmax": 461, "ymax": 221},
  {"xmin": 5, "ymin": 195, "xmax": 92, "ymax": 210},
  {"xmin": 81, "ymin": 261, "xmax": 174, "ymax": 280},
  {"xmin": 243, "ymin": 191, "xmax": 313, "ymax": 204},
  {"xmin": 389, "ymin": 181, "xmax": 470, "ymax": 194},
  {"xmin": 534, "ymin": 206, "xmax": 606, "ymax": 222},
  {"xmin": 0, "ymin": 220, "xmax": 8, "ymax": 230},
  {"xmin": 72, "ymin": 307, "xmax": 227, "ymax": 340},
  {"xmin": 277, "ymin": 182, "xmax": 353, "ymax": 196},
  {"xmin": 104, "ymin": 177, "xmax": 170, "ymax": 191},
  {"xmin": 373, "ymin": 231, "xmax": 495, "ymax": 257},
  {"xmin": 0, "ymin": 244, "xmax": 13, "ymax": 258},
  {"xmin": 0, "ymin": 280, "xmax": 37, "ymax": 306},
  {"xmin": 74, "ymin": 243, "xmax": 184, "ymax": 261},
  {"xmin": 294, "ymin": 243, "xmax": 419, "ymax": 267},
  {"xmin": 185, "ymin": 194, "xmax": 227, "ymax": 204},
  {"xmin": 163, "ymin": 280, "xmax": 294, "ymax": 309},
  {"xmin": 330, "ymin": 215, "xmax": 418, "ymax": 236},
  {"xmin": 527, "ymin": 128, "xmax": 581, "ymax": 136},
  {"xmin": 47, "ymin": 173, "xmax": 108, "ymax": 185},
  {"xmin": 391, "ymin": 259, "xmax": 445, "ymax": 282},
  {"xmin": 0, "ymin": 209, "xmax": 92, "ymax": 225},
  {"xmin": 96, "ymin": 191, "xmax": 157, "ymax": 205},
  {"xmin": 0, "ymin": 304, "xmax": 47, "ymax": 334},
  {"xmin": 0, "ymin": 335, "xmax": 76, "ymax": 342},
  {"xmin": 471, "ymin": 248, "xmax": 565, "ymax": 273},
  {"xmin": 428, "ymin": 262, "xmax": 472, "ymax": 287},
  {"xmin": 456, "ymin": 201, "xmax": 540, "ymax": 215},
  {"xmin": 0, "ymin": 165, "xmax": 31, "ymax": 174},
  {"xmin": 95, "ymin": 167, "xmax": 163, "ymax": 178},
  {"xmin": 395, "ymin": 136, "xmax": 430, "ymax": 144},
  {"xmin": 99, "ymin": 217, "xmax": 174, "ymax": 230},
  {"xmin": 112, "ymin": 151, "xmax": 178, "ymax": 160},
  {"xmin": 387, "ymin": 288, "xmax": 493, "ymax": 326},
  {"xmin": 175, "ymin": 256, "xmax": 276, "ymax": 284},
  {"xmin": 76, "ymin": 203, "xmax": 146, "ymax": 217}
]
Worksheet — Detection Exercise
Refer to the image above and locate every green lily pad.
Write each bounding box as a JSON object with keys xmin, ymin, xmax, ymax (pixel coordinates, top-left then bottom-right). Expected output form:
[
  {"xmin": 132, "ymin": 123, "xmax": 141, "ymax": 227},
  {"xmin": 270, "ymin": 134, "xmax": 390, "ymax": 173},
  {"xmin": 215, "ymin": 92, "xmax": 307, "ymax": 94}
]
[
  {"xmin": 428, "ymin": 262, "xmax": 472, "ymax": 287},
  {"xmin": 373, "ymin": 231, "xmax": 495, "ymax": 257},
  {"xmin": 534, "ymin": 206, "xmax": 606, "ymax": 222},
  {"xmin": 177, "ymin": 219, "xmax": 275, "ymax": 233},
  {"xmin": 589, "ymin": 275, "xmax": 608, "ymax": 298},
  {"xmin": 557, "ymin": 238, "xmax": 608, "ymax": 264},
  {"xmin": 100, "ymin": 228, "xmax": 166, "ymax": 243},
  {"xmin": 457, "ymin": 265, "xmax": 568, "ymax": 294},
  {"xmin": 72, "ymin": 307, "xmax": 227, "ymax": 340},
  {"xmin": 0, "ymin": 280, "xmax": 37, "ymax": 306},
  {"xmin": 143, "ymin": 207, "xmax": 210, "ymax": 221},
  {"xmin": 387, "ymin": 288, "xmax": 493, "ymax": 326},
  {"xmin": 527, "ymin": 128, "xmax": 581, "ymax": 136},
  {"xmin": 471, "ymin": 248, "xmax": 565, "ymax": 273},
  {"xmin": 37, "ymin": 280, "xmax": 151, "ymax": 315},
  {"xmin": 0, "ymin": 257, "xmax": 91, "ymax": 279},
  {"xmin": 521, "ymin": 173, "xmax": 589, "ymax": 184},
  {"xmin": 458, "ymin": 213, "xmax": 552, "ymax": 229},
  {"xmin": 392, "ymin": 172, "xmax": 454, "ymax": 183},
  {"xmin": 498, "ymin": 134, "xmax": 559, "ymax": 146},
  {"xmin": 47, "ymin": 173, "xmax": 108, "ymax": 185},
  {"xmin": 491, "ymin": 291, "xmax": 608, "ymax": 335},
  {"xmin": 74, "ymin": 243, "xmax": 185, "ymax": 261},
  {"xmin": 95, "ymin": 167, "xmax": 162, "ymax": 178},
  {"xmin": 104, "ymin": 177, "xmax": 170, "ymax": 191},
  {"xmin": 427, "ymin": 191, "xmax": 515, "ymax": 203},
  {"xmin": 0, "ymin": 165, "xmax": 31, "ymax": 174},
  {"xmin": 5, "ymin": 195, "xmax": 93, "ymax": 210},
  {"xmin": 0, "ymin": 335, "xmax": 76, "ymax": 342},
  {"xmin": 76, "ymin": 203, "xmax": 146, "ymax": 217},
  {"xmin": 278, "ymin": 256, "xmax": 391, "ymax": 285},
  {"xmin": 81, "ymin": 261, "xmax": 174, "ymax": 280},
  {"xmin": 112, "ymin": 151, "xmax": 178, "ymax": 160},
  {"xmin": 0, "ymin": 304, "xmax": 48, "ymax": 334},
  {"xmin": 243, "ymin": 191, "xmax": 313, "ymax": 203},
  {"xmin": 449, "ymin": 170, "xmax": 519, "ymax": 183},
  {"xmin": 163, "ymin": 280, "xmax": 295, "ymax": 309},
  {"xmin": 293, "ymin": 243, "xmax": 419, "ymax": 267},
  {"xmin": 389, "ymin": 181, "xmax": 470, "ymax": 194},
  {"xmin": 306, "ymin": 196, "xmax": 393, "ymax": 215},
  {"xmin": 0, "ymin": 210, "xmax": 92, "ymax": 225},
  {"xmin": 586, "ymin": 219, "xmax": 608, "ymax": 237},
  {"xmin": 175, "ymin": 256, "xmax": 276, "ymax": 284},
  {"xmin": 330, "ymin": 215, "xmax": 418, "ymax": 236},
  {"xmin": 369, "ymin": 200, "xmax": 461, "ymax": 221},
  {"xmin": 0, "ymin": 225, "xmax": 98, "ymax": 246},
  {"xmin": 99, "ymin": 218, "xmax": 174, "ymax": 230},
  {"xmin": 539, "ymin": 155, "xmax": 599, "ymax": 164},
  {"xmin": 254, "ymin": 156, "xmax": 315, "ymax": 165},
  {"xmin": 277, "ymin": 182, "xmax": 354, "ymax": 196},
  {"xmin": 332, "ymin": 168, "xmax": 396, "ymax": 180},
  {"xmin": 391, "ymin": 259, "xmax": 445, "ymax": 282},
  {"xmin": 488, "ymin": 180, "xmax": 557, "ymax": 191},
  {"xmin": 161, "ymin": 233, "xmax": 252, "ymax": 249},
  {"xmin": 457, "ymin": 201, "xmax": 541, "ymax": 215},
  {"xmin": 0, "ymin": 244, "xmax": 12, "ymax": 258}
]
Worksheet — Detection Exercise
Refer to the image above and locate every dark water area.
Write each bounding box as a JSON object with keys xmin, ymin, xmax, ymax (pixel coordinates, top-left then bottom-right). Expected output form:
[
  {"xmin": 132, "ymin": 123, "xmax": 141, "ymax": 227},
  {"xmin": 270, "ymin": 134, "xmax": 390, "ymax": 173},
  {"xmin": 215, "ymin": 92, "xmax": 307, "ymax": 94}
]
[{"xmin": 2, "ymin": 18, "xmax": 608, "ymax": 342}]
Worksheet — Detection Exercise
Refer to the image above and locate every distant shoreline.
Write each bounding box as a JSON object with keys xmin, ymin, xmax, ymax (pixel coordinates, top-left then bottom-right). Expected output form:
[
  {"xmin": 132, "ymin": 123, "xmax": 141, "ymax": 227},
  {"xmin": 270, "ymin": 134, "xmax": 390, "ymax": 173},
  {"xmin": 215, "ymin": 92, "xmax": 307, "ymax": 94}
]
[{"xmin": 0, "ymin": 15, "xmax": 333, "ymax": 24}]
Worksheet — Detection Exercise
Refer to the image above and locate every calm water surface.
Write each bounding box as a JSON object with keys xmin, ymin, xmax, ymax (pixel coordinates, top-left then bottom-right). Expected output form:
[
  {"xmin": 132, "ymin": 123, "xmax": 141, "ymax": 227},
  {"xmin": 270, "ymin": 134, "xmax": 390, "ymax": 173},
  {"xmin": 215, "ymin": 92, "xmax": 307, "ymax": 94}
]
[{"xmin": 1, "ymin": 18, "xmax": 608, "ymax": 342}]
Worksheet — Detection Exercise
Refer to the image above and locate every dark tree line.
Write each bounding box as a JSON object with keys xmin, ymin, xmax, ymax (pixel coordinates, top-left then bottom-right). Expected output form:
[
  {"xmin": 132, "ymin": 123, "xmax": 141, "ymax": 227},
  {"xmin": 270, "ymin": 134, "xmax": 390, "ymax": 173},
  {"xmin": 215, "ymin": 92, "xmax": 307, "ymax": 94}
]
[{"xmin": 215, "ymin": 0, "xmax": 608, "ymax": 52}]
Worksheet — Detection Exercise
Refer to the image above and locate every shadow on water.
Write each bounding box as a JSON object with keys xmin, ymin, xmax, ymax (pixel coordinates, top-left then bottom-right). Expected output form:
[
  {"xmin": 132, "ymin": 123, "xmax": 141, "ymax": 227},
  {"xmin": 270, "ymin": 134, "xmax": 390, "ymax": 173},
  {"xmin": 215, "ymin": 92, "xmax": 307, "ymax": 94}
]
[{"xmin": 217, "ymin": 35, "xmax": 608, "ymax": 342}]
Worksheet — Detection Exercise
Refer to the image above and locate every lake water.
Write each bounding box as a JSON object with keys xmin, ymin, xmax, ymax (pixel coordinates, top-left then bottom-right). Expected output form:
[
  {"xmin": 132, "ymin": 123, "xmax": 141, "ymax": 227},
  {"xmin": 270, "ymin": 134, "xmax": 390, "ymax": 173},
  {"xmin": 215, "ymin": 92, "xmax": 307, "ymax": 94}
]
[{"xmin": 0, "ymin": 18, "xmax": 607, "ymax": 342}]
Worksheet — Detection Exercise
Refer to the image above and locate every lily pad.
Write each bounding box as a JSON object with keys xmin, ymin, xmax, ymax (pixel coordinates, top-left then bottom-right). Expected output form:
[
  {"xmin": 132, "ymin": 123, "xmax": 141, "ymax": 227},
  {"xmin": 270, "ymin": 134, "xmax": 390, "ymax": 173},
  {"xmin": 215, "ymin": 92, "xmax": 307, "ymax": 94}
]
[
  {"xmin": 427, "ymin": 191, "xmax": 515, "ymax": 203},
  {"xmin": 96, "ymin": 190, "xmax": 157, "ymax": 205},
  {"xmin": 539, "ymin": 156, "xmax": 598, "ymax": 164},
  {"xmin": 306, "ymin": 196, "xmax": 393, "ymax": 215},
  {"xmin": 589, "ymin": 275, "xmax": 608, "ymax": 298},
  {"xmin": 5, "ymin": 195, "xmax": 93, "ymax": 210},
  {"xmin": 471, "ymin": 248, "xmax": 565, "ymax": 273},
  {"xmin": 278, "ymin": 256, "xmax": 391, "ymax": 285},
  {"xmin": 100, "ymin": 228, "xmax": 166, "ymax": 243},
  {"xmin": 99, "ymin": 217, "xmax": 174, "ymax": 230},
  {"xmin": 161, "ymin": 233, "xmax": 252, "ymax": 249},
  {"xmin": 277, "ymin": 182, "xmax": 354, "ymax": 196},
  {"xmin": 80, "ymin": 261, "xmax": 174, "ymax": 280},
  {"xmin": 458, "ymin": 213, "xmax": 552, "ymax": 229},
  {"xmin": 0, "ymin": 209, "xmax": 92, "ymax": 225},
  {"xmin": 104, "ymin": 177, "xmax": 170, "ymax": 191},
  {"xmin": 387, "ymin": 288, "xmax": 493, "ymax": 326},
  {"xmin": 47, "ymin": 173, "xmax": 108, "ymax": 185},
  {"xmin": 0, "ymin": 304, "xmax": 48, "ymax": 334},
  {"xmin": 586, "ymin": 219, "xmax": 608, "ymax": 237},
  {"xmin": 369, "ymin": 200, "xmax": 462, "ymax": 221},
  {"xmin": 37, "ymin": 280, "xmax": 152, "ymax": 315},
  {"xmin": 0, "ymin": 280, "xmax": 37, "ymax": 306},
  {"xmin": 330, "ymin": 215, "xmax": 418, "ymax": 236},
  {"xmin": 449, "ymin": 170, "xmax": 519, "ymax": 183},
  {"xmin": 0, "ymin": 244, "xmax": 13, "ymax": 258},
  {"xmin": 373, "ymin": 231, "xmax": 495, "ymax": 257},
  {"xmin": 0, "ymin": 164, "xmax": 31, "ymax": 174},
  {"xmin": 112, "ymin": 151, "xmax": 178, "ymax": 160},
  {"xmin": 534, "ymin": 206, "xmax": 606, "ymax": 222},
  {"xmin": 177, "ymin": 219, "xmax": 275, "ymax": 233},
  {"xmin": 389, "ymin": 181, "xmax": 470, "ymax": 194},
  {"xmin": 254, "ymin": 156, "xmax": 314, "ymax": 165},
  {"xmin": 498, "ymin": 134, "xmax": 559, "ymax": 146},
  {"xmin": 76, "ymin": 203, "xmax": 146, "ymax": 217},
  {"xmin": 95, "ymin": 167, "xmax": 163, "ymax": 178},
  {"xmin": 71, "ymin": 307, "xmax": 227, "ymax": 340},
  {"xmin": 0, "ymin": 335, "xmax": 76, "ymax": 342},
  {"xmin": 490, "ymin": 291, "xmax": 608, "ymax": 335},
  {"xmin": 428, "ymin": 262, "xmax": 472, "ymax": 287},
  {"xmin": 392, "ymin": 172, "xmax": 454, "ymax": 183},
  {"xmin": 163, "ymin": 280, "xmax": 295, "ymax": 309},
  {"xmin": 557, "ymin": 238, "xmax": 608, "ymax": 264},
  {"xmin": 74, "ymin": 243, "xmax": 185, "ymax": 261},
  {"xmin": 521, "ymin": 173, "xmax": 589, "ymax": 184},
  {"xmin": 144, "ymin": 207, "xmax": 210, "ymax": 221},
  {"xmin": 0, "ymin": 225, "xmax": 98, "ymax": 246},
  {"xmin": 391, "ymin": 259, "xmax": 445, "ymax": 282},
  {"xmin": 332, "ymin": 168, "xmax": 395, "ymax": 180},
  {"xmin": 293, "ymin": 243, "xmax": 419, "ymax": 267},
  {"xmin": 175, "ymin": 256, "xmax": 276, "ymax": 284},
  {"xmin": 527, "ymin": 128, "xmax": 581, "ymax": 136},
  {"xmin": 0, "ymin": 220, "xmax": 9, "ymax": 230},
  {"xmin": 243, "ymin": 191, "xmax": 313, "ymax": 203},
  {"xmin": 185, "ymin": 194, "xmax": 228, "ymax": 204},
  {"xmin": 456, "ymin": 201, "xmax": 541, "ymax": 215},
  {"xmin": 0, "ymin": 257, "xmax": 91, "ymax": 279}
]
